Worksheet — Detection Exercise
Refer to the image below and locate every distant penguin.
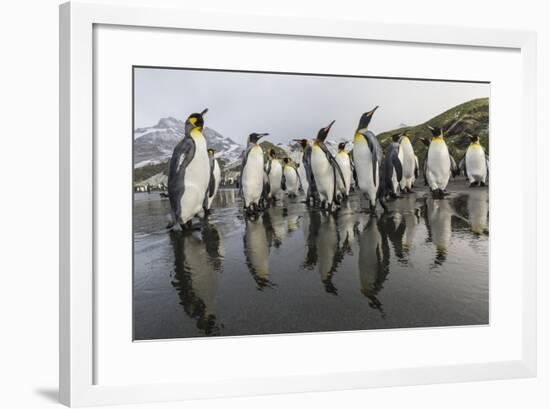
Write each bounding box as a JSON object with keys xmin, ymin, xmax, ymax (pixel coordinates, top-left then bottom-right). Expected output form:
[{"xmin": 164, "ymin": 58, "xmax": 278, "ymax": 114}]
[
  {"xmin": 353, "ymin": 106, "xmax": 387, "ymax": 212},
  {"xmin": 265, "ymin": 149, "xmax": 283, "ymax": 200},
  {"xmin": 459, "ymin": 134, "xmax": 489, "ymax": 187},
  {"xmin": 281, "ymin": 157, "xmax": 300, "ymax": 197},
  {"xmin": 293, "ymin": 139, "xmax": 318, "ymax": 205},
  {"xmin": 310, "ymin": 121, "xmax": 346, "ymax": 211},
  {"xmin": 424, "ymin": 126, "xmax": 459, "ymax": 198},
  {"xmin": 240, "ymin": 132, "xmax": 268, "ymax": 212},
  {"xmin": 396, "ymin": 130, "xmax": 416, "ymax": 192},
  {"xmin": 383, "ymin": 133, "xmax": 404, "ymax": 199},
  {"xmin": 335, "ymin": 142, "xmax": 352, "ymax": 201},
  {"xmin": 204, "ymin": 148, "xmax": 221, "ymax": 213},
  {"xmin": 167, "ymin": 108, "xmax": 210, "ymax": 229}
]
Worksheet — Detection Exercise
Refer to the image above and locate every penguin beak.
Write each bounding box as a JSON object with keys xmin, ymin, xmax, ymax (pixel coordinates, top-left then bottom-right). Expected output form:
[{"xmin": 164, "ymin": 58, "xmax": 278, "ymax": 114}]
[
  {"xmin": 369, "ymin": 106, "xmax": 379, "ymax": 116},
  {"xmin": 325, "ymin": 120, "xmax": 335, "ymax": 131},
  {"xmin": 427, "ymin": 125, "xmax": 434, "ymax": 131},
  {"xmin": 258, "ymin": 133, "xmax": 269, "ymax": 139},
  {"xmin": 200, "ymin": 108, "xmax": 208, "ymax": 116}
]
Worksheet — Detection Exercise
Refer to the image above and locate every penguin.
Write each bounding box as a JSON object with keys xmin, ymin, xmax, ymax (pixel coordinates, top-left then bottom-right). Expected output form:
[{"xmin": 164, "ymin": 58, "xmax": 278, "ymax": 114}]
[
  {"xmin": 240, "ymin": 132, "xmax": 268, "ymax": 213},
  {"xmin": 352, "ymin": 106, "xmax": 388, "ymax": 213},
  {"xmin": 281, "ymin": 157, "xmax": 300, "ymax": 197},
  {"xmin": 424, "ymin": 126, "xmax": 459, "ymax": 198},
  {"xmin": 335, "ymin": 142, "xmax": 352, "ymax": 201},
  {"xmin": 293, "ymin": 138, "xmax": 319, "ymax": 205},
  {"xmin": 265, "ymin": 148, "xmax": 283, "ymax": 201},
  {"xmin": 459, "ymin": 134, "xmax": 489, "ymax": 187},
  {"xmin": 383, "ymin": 133, "xmax": 404, "ymax": 199},
  {"xmin": 203, "ymin": 148, "xmax": 221, "ymax": 214},
  {"xmin": 167, "ymin": 108, "xmax": 210, "ymax": 229},
  {"xmin": 396, "ymin": 130, "xmax": 417, "ymax": 192},
  {"xmin": 310, "ymin": 121, "xmax": 346, "ymax": 211}
]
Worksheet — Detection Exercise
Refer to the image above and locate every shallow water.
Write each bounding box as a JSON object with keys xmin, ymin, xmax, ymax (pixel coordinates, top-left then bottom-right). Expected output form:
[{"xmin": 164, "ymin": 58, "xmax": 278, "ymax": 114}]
[{"xmin": 133, "ymin": 181, "xmax": 489, "ymax": 340}]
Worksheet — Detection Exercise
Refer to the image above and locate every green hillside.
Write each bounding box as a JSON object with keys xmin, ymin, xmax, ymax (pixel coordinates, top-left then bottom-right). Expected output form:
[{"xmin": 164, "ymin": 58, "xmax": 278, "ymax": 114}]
[{"xmin": 377, "ymin": 97, "xmax": 489, "ymax": 162}]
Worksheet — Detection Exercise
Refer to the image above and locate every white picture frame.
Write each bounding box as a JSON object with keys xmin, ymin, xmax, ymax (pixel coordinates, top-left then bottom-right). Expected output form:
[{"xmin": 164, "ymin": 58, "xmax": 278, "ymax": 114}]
[{"xmin": 59, "ymin": 1, "xmax": 537, "ymax": 407}]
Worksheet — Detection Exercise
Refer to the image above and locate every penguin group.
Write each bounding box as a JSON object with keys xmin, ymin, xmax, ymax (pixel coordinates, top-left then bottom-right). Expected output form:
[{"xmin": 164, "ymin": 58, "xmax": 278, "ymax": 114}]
[{"xmin": 167, "ymin": 107, "xmax": 489, "ymax": 228}]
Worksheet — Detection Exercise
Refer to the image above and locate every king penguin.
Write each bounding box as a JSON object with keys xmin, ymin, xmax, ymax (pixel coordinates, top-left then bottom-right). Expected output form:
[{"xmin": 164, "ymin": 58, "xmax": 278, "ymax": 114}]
[
  {"xmin": 459, "ymin": 134, "xmax": 489, "ymax": 187},
  {"xmin": 310, "ymin": 121, "xmax": 346, "ymax": 211},
  {"xmin": 265, "ymin": 148, "xmax": 283, "ymax": 201},
  {"xmin": 204, "ymin": 148, "xmax": 221, "ymax": 214},
  {"xmin": 383, "ymin": 133, "xmax": 404, "ymax": 199},
  {"xmin": 281, "ymin": 157, "xmax": 300, "ymax": 197},
  {"xmin": 167, "ymin": 108, "xmax": 210, "ymax": 229},
  {"xmin": 240, "ymin": 132, "xmax": 268, "ymax": 213},
  {"xmin": 335, "ymin": 142, "xmax": 352, "ymax": 201},
  {"xmin": 353, "ymin": 106, "xmax": 387, "ymax": 213},
  {"xmin": 396, "ymin": 130, "xmax": 417, "ymax": 192},
  {"xmin": 424, "ymin": 126, "xmax": 459, "ymax": 198},
  {"xmin": 293, "ymin": 139, "xmax": 318, "ymax": 205}
]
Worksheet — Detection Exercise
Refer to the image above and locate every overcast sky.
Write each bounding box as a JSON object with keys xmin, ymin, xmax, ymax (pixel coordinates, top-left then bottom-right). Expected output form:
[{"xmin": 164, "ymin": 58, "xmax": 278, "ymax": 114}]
[{"xmin": 134, "ymin": 67, "xmax": 489, "ymax": 145}]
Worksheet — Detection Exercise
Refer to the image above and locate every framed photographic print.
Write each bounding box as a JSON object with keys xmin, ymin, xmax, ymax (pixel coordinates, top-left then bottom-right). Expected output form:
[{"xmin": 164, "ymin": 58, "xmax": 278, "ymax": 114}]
[{"xmin": 60, "ymin": 1, "xmax": 537, "ymax": 407}]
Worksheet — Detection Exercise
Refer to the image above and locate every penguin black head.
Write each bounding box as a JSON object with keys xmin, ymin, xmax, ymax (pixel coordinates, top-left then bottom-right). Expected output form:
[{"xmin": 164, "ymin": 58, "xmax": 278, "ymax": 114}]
[
  {"xmin": 357, "ymin": 106, "xmax": 379, "ymax": 131},
  {"xmin": 269, "ymin": 148, "xmax": 277, "ymax": 158},
  {"xmin": 283, "ymin": 157, "xmax": 291, "ymax": 165},
  {"xmin": 186, "ymin": 108, "xmax": 208, "ymax": 130},
  {"xmin": 469, "ymin": 134, "xmax": 480, "ymax": 144},
  {"xmin": 391, "ymin": 133, "xmax": 401, "ymax": 143},
  {"xmin": 293, "ymin": 139, "xmax": 309, "ymax": 149},
  {"xmin": 248, "ymin": 133, "xmax": 268, "ymax": 144},
  {"xmin": 316, "ymin": 120, "xmax": 335, "ymax": 142},
  {"xmin": 427, "ymin": 125, "xmax": 444, "ymax": 137},
  {"xmin": 207, "ymin": 148, "xmax": 215, "ymax": 157},
  {"xmin": 338, "ymin": 142, "xmax": 348, "ymax": 151}
]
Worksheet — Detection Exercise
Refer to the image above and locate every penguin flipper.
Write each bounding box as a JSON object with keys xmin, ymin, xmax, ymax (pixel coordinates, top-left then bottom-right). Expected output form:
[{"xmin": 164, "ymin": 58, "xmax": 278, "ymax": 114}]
[
  {"xmin": 167, "ymin": 136, "xmax": 196, "ymax": 217},
  {"xmin": 239, "ymin": 146, "xmax": 253, "ymax": 196},
  {"xmin": 392, "ymin": 152, "xmax": 403, "ymax": 182}
]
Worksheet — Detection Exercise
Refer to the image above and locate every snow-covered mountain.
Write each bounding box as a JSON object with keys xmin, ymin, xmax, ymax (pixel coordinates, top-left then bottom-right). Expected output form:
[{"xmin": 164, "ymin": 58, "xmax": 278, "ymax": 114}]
[{"xmin": 133, "ymin": 117, "xmax": 244, "ymax": 169}]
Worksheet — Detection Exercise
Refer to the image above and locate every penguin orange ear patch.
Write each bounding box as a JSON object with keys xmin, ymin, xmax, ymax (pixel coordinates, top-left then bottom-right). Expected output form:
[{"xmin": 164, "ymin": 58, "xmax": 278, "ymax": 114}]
[{"xmin": 188, "ymin": 117, "xmax": 197, "ymax": 125}]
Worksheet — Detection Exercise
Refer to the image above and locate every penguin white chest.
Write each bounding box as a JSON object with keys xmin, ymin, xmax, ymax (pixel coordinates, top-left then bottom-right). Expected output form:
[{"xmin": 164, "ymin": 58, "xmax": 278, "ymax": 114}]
[
  {"xmin": 179, "ymin": 135, "xmax": 210, "ymax": 223},
  {"xmin": 242, "ymin": 146, "xmax": 264, "ymax": 207},
  {"xmin": 399, "ymin": 137, "xmax": 416, "ymax": 189},
  {"xmin": 311, "ymin": 145, "xmax": 334, "ymax": 203},
  {"xmin": 353, "ymin": 140, "xmax": 378, "ymax": 203},
  {"xmin": 335, "ymin": 152, "xmax": 351, "ymax": 195},
  {"xmin": 269, "ymin": 160, "xmax": 283, "ymax": 196},
  {"xmin": 465, "ymin": 145, "xmax": 487, "ymax": 183},
  {"xmin": 426, "ymin": 140, "xmax": 451, "ymax": 190},
  {"xmin": 283, "ymin": 166, "xmax": 299, "ymax": 194}
]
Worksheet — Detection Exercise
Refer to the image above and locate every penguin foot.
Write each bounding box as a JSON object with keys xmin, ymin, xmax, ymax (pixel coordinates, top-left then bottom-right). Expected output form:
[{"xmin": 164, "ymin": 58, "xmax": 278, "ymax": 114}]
[
  {"xmin": 480, "ymin": 181, "xmax": 487, "ymax": 187},
  {"xmin": 469, "ymin": 182, "xmax": 479, "ymax": 188}
]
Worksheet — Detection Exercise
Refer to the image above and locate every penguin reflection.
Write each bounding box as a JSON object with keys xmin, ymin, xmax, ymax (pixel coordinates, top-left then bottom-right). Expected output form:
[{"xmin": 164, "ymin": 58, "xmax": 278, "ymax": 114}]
[
  {"xmin": 243, "ymin": 214, "xmax": 274, "ymax": 289},
  {"xmin": 336, "ymin": 201, "xmax": 358, "ymax": 254},
  {"xmin": 169, "ymin": 223, "xmax": 224, "ymax": 336},
  {"xmin": 467, "ymin": 189, "xmax": 489, "ymax": 235},
  {"xmin": 387, "ymin": 193, "xmax": 420, "ymax": 260},
  {"xmin": 303, "ymin": 210, "xmax": 343, "ymax": 295},
  {"xmin": 424, "ymin": 198, "xmax": 454, "ymax": 266},
  {"xmin": 357, "ymin": 216, "xmax": 390, "ymax": 313}
]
